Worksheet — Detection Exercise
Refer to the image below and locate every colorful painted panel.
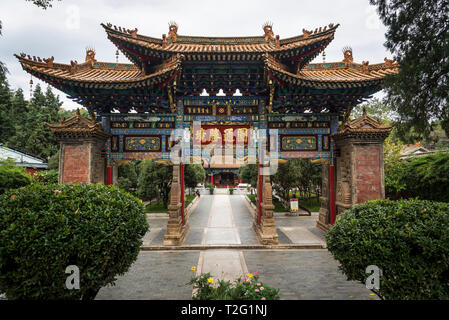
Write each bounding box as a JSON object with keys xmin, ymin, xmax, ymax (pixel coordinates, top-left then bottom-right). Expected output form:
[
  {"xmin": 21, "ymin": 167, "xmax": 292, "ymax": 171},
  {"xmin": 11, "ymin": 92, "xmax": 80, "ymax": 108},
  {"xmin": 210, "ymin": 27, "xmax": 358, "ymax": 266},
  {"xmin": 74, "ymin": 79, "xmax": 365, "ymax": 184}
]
[
  {"xmin": 322, "ymin": 135, "xmax": 330, "ymax": 151},
  {"xmin": 124, "ymin": 136, "xmax": 161, "ymax": 152},
  {"xmin": 281, "ymin": 135, "xmax": 317, "ymax": 151},
  {"xmin": 111, "ymin": 135, "xmax": 119, "ymax": 152}
]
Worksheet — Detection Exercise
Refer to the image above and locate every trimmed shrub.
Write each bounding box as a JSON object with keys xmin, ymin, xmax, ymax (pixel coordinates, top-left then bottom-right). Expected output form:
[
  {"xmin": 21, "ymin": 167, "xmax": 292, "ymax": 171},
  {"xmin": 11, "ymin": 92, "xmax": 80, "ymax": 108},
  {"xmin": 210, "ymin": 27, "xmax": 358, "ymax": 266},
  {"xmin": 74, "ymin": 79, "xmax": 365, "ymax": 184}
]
[
  {"xmin": 0, "ymin": 159, "xmax": 32, "ymax": 194},
  {"xmin": 326, "ymin": 199, "xmax": 449, "ymax": 300},
  {"xmin": 386, "ymin": 152, "xmax": 449, "ymax": 202},
  {"xmin": 33, "ymin": 169, "xmax": 59, "ymax": 184},
  {"xmin": 0, "ymin": 183, "xmax": 148, "ymax": 300}
]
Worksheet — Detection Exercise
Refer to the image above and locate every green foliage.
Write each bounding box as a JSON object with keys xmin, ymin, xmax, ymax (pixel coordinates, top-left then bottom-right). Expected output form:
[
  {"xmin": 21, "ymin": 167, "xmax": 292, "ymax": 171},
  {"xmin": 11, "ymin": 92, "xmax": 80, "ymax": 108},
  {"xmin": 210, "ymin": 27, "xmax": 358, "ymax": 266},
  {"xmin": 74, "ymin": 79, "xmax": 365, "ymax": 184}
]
[
  {"xmin": 7, "ymin": 84, "xmax": 62, "ymax": 160},
  {"xmin": 385, "ymin": 152, "xmax": 449, "ymax": 202},
  {"xmin": 238, "ymin": 164, "xmax": 258, "ymax": 187},
  {"xmin": 205, "ymin": 182, "xmax": 215, "ymax": 194},
  {"xmin": 137, "ymin": 160, "xmax": 172, "ymax": 207},
  {"xmin": 352, "ymin": 98, "xmax": 397, "ymax": 122},
  {"xmin": 48, "ymin": 150, "xmax": 59, "ymax": 170},
  {"xmin": 189, "ymin": 272, "xmax": 280, "ymax": 300},
  {"xmin": 184, "ymin": 164, "xmax": 206, "ymax": 190},
  {"xmin": 0, "ymin": 183, "xmax": 148, "ymax": 300},
  {"xmin": 0, "ymin": 159, "xmax": 32, "ymax": 194},
  {"xmin": 117, "ymin": 162, "xmax": 138, "ymax": 194},
  {"xmin": 272, "ymin": 159, "xmax": 321, "ymax": 204},
  {"xmin": 33, "ymin": 169, "xmax": 58, "ymax": 184},
  {"xmin": 370, "ymin": 0, "xmax": 449, "ymax": 139},
  {"xmin": 326, "ymin": 199, "xmax": 449, "ymax": 300}
]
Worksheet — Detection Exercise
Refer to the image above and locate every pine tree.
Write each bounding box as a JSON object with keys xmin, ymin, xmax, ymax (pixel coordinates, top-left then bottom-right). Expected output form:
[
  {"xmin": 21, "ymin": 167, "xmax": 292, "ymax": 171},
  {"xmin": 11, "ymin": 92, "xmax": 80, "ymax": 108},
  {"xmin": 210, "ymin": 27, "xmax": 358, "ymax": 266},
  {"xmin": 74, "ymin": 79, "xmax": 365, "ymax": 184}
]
[
  {"xmin": 370, "ymin": 0, "xmax": 449, "ymax": 139},
  {"xmin": 0, "ymin": 72, "xmax": 13, "ymax": 143}
]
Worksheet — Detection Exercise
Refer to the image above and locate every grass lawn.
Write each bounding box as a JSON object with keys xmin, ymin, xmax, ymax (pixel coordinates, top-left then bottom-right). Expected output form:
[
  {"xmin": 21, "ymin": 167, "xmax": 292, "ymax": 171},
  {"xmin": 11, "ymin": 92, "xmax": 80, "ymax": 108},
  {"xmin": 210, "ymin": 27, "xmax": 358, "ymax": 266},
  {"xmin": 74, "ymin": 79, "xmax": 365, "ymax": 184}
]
[{"xmin": 145, "ymin": 194, "xmax": 197, "ymax": 213}]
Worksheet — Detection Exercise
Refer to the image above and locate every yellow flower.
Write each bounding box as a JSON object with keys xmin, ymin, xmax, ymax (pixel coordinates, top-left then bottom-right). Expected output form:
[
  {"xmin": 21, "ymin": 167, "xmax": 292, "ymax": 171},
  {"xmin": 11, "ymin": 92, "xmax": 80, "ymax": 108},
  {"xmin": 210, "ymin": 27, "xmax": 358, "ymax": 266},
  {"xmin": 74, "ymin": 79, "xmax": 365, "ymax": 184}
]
[
  {"xmin": 207, "ymin": 277, "xmax": 214, "ymax": 284},
  {"xmin": 10, "ymin": 195, "xmax": 17, "ymax": 200},
  {"xmin": 247, "ymin": 273, "xmax": 253, "ymax": 279},
  {"xmin": 191, "ymin": 266, "xmax": 196, "ymax": 271}
]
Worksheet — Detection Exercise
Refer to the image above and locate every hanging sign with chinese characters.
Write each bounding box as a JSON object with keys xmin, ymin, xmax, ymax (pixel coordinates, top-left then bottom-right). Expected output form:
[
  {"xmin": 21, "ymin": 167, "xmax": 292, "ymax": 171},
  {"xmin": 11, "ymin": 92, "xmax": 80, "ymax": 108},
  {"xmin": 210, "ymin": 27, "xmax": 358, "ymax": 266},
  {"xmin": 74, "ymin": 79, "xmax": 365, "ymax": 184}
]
[{"xmin": 193, "ymin": 126, "xmax": 250, "ymax": 145}]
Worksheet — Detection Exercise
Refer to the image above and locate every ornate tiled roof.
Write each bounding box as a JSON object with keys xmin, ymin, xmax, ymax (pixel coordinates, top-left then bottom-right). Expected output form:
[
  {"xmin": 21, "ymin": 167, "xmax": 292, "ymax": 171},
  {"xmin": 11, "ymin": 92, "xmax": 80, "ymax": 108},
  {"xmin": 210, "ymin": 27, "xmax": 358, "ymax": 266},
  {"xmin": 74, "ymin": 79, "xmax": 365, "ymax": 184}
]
[
  {"xmin": 47, "ymin": 109, "xmax": 110, "ymax": 139},
  {"xmin": 103, "ymin": 22, "xmax": 338, "ymax": 53},
  {"xmin": 265, "ymin": 53, "xmax": 398, "ymax": 89},
  {"xmin": 102, "ymin": 22, "xmax": 338, "ymax": 67},
  {"xmin": 15, "ymin": 53, "xmax": 183, "ymax": 89},
  {"xmin": 332, "ymin": 108, "xmax": 392, "ymax": 140}
]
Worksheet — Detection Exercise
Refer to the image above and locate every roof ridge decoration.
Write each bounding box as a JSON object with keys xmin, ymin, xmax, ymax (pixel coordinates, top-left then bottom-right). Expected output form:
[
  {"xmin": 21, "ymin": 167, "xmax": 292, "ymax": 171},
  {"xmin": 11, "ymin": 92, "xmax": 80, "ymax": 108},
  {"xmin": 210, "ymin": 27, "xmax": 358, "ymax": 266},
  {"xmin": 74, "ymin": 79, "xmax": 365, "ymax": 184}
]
[
  {"xmin": 101, "ymin": 21, "xmax": 338, "ymax": 48},
  {"xmin": 332, "ymin": 109, "xmax": 392, "ymax": 140},
  {"xmin": 85, "ymin": 47, "xmax": 97, "ymax": 63},
  {"xmin": 168, "ymin": 21, "xmax": 178, "ymax": 43},
  {"xmin": 262, "ymin": 21, "xmax": 275, "ymax": 43},
  {"xmin": 47, "ymin": 109, "xmax": 110, "ymax": 139},
  {"xmin": 342, "ymin": 46, "xmax": 353, "ymax": 64}
]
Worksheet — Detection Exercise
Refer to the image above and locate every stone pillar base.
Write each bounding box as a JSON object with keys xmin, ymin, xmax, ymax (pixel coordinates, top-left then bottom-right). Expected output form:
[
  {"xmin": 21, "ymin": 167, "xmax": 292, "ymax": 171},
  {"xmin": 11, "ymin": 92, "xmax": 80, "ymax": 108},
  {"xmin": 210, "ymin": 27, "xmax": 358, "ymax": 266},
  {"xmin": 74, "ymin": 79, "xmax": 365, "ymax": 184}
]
[
  {"xmin": 253, "ymin": 220, "xmax": 279, "ymax": 245},
  {"xmin": 163, "ymin": 223, "xmax": 189, "ymax": 246},
  {"xmin": 316, "ymin": 220, "xmax": 331, "ymax": 232}
]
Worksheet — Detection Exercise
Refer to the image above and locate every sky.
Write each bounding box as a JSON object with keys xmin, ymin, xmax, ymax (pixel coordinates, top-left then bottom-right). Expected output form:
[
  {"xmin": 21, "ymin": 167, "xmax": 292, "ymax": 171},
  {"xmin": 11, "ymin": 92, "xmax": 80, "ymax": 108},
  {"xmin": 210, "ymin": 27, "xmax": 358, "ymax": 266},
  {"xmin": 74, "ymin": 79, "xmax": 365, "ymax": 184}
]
[{"xmin": 0, "ymin": 0, "xmax": 390, "ymax": 110}]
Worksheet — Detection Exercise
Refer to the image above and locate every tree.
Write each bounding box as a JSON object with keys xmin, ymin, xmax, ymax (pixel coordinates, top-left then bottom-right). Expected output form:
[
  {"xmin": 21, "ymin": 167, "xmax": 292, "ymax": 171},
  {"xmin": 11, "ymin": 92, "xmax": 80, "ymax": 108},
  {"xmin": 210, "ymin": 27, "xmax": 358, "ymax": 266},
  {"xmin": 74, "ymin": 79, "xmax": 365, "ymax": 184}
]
[
  {"xmin": 0, "ymin": 71, "xmax": 13, "ymax": 143},
  {"xmin": 352, "ymin": 98, "xmax": 397, "ymax": 122},
  {"xmin": 238, "ymin": 164, "xmax": 258, "ymax": 187},
  {"xmin": 11, "ymin": 84, "xmax": 61, "ymax": 160},
  {"xmin": 137, "ymin": 160, "xmax": 173, "ymax": 207},
  {"xmin": 370, "ymin": 0, "xmax": 449, "ymax": 139},
  {"xmin": 0, "ymin": 21, "xmax": 7, "ymax": 77},
  {"xmin": 272, "ymin": 160, "xmax": 302, "ymax": 202},
  {"xmin": 184, "ymin": 164, "xmax": 206, "ymax": 193},
  {"xmin": 118, "ymin": 162, "xmax": 138, "ymax": 194},
  {"xmin": 25, "ymin": 0, "xmax": 60, "ymax": 9}
]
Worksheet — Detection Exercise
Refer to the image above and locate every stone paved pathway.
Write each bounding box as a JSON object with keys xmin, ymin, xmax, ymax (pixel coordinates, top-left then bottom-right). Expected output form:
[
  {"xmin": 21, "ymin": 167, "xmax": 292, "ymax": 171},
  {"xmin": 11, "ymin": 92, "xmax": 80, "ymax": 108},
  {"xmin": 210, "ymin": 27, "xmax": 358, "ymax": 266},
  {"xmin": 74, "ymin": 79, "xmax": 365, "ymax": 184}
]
[
  {"xmin": 96, "ymin": 249, "xmax": 377, "ymax": 300},
  {"xmin": 97, "ymin": 194, "xmax": 378, "ymax": 300}
]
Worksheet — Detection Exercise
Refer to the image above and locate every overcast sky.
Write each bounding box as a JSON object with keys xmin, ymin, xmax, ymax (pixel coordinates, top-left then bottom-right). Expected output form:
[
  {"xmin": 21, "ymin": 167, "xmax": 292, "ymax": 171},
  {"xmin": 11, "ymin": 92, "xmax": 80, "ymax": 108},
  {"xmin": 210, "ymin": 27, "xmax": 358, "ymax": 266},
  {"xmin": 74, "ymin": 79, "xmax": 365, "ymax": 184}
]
[{"xmin": 0, "ymin": 0, "xmax": 390, "ymax": 110}]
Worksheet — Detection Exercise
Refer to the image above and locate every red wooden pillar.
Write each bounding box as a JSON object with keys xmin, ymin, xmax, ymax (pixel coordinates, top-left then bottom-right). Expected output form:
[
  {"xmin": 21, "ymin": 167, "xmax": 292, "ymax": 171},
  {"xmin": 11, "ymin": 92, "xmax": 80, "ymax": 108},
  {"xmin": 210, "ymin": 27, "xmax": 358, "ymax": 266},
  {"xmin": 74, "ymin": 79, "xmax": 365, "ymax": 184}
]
[
  {"xmin": 106, "ymin": 166, "xmax": 112, "ymax": 185},
  {"xmin": 329, "ymin": 163, "xmax": 336, "ymax": 225},
  {"xmin": 181, "ymin": 163, "xmax": 185, "ymax": 226},
  {"xmin": 210, "ymin": 174, "xmax": 214, "ymax": 185},
  {"xmin": 258, "ymin": 163, "xmax": 262, "ymax": 225}
]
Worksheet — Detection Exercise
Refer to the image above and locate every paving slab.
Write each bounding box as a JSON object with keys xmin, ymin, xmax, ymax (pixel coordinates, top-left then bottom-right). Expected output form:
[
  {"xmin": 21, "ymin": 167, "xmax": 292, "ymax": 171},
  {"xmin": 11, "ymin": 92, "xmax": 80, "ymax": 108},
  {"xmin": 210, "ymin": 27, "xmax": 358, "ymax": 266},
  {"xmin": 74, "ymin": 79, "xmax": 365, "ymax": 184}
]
[{"xmin": 96, "ymin": 251, "xmax": 200, "ymax": 300}]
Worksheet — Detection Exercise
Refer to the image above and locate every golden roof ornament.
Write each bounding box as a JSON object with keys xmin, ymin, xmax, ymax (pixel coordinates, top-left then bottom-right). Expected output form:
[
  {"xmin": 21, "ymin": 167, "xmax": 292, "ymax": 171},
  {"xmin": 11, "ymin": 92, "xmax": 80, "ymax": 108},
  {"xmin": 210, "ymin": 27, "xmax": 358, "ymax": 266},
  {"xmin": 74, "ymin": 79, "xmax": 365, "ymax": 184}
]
[
  {"xmin": 262, "ymin": 21, "xmax": 274, "ymax": 43},
  {"xmin": 168, "ymin": 21, "xmax": 178, "ymax": 43},
  {"xmin": 85, "ymin": 47, "xmax": 96, "ymax": 63},
  {"xmin": 342, "ymin": 46, "xmax": 353, "ymax": 64},
  {"xmin": 302, "ymin": 28, "xmax": 312, "ymax": 39},
  {"xmin": 362, "ymin": 61, "xmax": 370, "ymax": 74}
]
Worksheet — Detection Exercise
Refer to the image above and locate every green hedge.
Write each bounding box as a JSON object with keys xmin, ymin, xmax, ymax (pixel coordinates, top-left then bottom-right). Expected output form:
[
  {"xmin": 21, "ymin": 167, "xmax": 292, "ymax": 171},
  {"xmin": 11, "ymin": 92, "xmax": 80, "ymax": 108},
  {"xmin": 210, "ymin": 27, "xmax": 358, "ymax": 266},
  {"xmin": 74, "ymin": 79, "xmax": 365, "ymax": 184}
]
[
  {"xmin": 0, "ymin": 183, "xmax": 148, "ymax": 300},
  {"xmin": 0, "ymin": 159, "xmax": 32, "ymax": 194},
  {"xmin": 33, "ymin": 169, "xmax": 59, "ymax": 184},
  {"xmin": 386, "ymin": 152, "xmax": 449, "ymax": 202},
  {"xmin": 326, "ymin": 199, "xmax": 449, "ymax": 300}
]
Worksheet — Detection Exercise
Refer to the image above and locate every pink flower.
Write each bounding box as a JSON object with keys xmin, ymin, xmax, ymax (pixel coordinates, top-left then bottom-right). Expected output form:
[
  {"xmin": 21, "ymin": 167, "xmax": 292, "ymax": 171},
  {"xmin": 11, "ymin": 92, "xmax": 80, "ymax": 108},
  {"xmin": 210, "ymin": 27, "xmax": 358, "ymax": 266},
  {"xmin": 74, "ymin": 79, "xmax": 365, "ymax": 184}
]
[
  {"xmin": 261, "ymin": 297, "xmax": 266, "ymax": 300},
  {"xmin": 255, "ymin": 289, "xmax": 259, "ymax": 292},
  {"xmin": 254, "ymin": 271, "xmax": 259, "ymax": 275},
  {"xmin": 257, "ymin": 283, "xmax": 261, "ymax": 286}
]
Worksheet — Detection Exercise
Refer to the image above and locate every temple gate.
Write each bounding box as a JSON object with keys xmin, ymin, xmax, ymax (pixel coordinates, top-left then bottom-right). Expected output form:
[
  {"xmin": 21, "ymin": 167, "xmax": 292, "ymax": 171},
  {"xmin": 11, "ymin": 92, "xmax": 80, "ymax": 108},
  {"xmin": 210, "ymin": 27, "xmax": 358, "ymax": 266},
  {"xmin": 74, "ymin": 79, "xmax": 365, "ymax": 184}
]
[{"xmin": 16, "ymin": 22, "xmax": 397, "ymax": 245}]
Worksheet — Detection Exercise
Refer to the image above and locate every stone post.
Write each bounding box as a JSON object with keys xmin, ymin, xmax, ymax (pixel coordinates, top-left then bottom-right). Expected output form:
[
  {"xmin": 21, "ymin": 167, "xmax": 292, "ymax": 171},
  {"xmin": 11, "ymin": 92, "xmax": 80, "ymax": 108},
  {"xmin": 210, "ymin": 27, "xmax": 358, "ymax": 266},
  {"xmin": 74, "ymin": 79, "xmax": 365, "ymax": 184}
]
[
  {"xmin": 163, "ymin": 163, "xmax": 189, "ymax": 245},
  {"xmin": 317, "ymin": 110, "xmax": 391, "ymax": 231},
  {"xmin": 253, "ymin": 165, "xmax": 279, "ymax": 245},
  {"xmin": 48, "ymin": 110, "xmax": 109, "ymax": 184}
]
